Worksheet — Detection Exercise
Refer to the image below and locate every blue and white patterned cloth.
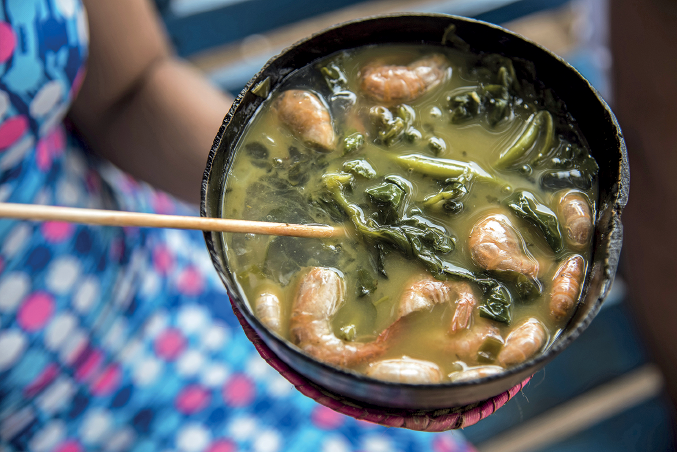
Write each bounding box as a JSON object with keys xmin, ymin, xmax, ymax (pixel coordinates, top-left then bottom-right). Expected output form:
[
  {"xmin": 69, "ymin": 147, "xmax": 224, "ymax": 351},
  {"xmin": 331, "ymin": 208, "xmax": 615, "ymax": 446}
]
[{"xmin": 0, "ymin": 1, "xmax": 474, "ymax": 451}]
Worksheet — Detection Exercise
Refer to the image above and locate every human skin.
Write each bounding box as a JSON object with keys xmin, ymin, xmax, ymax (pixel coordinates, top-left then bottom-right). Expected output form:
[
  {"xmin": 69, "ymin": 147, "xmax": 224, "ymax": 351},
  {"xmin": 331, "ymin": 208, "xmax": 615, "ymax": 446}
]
[{"xmin": 69, "ymin": 0, "xmax": 233, "ymax": 205}]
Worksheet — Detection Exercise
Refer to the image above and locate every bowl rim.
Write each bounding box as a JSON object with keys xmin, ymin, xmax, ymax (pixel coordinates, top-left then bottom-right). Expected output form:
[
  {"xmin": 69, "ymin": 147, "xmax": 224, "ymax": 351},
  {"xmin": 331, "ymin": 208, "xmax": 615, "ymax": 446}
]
[{"xmin": 201, "ymin": 12, "xmax": 628, "ymax": 398}]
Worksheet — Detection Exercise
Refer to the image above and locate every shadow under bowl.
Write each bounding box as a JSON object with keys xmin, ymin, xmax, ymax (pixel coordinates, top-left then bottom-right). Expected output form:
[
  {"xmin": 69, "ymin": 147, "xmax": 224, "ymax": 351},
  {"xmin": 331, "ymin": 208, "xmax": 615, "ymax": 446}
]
[{"xmin": 201, "ymin": 13, "xmax": 629, "ymax": 411}]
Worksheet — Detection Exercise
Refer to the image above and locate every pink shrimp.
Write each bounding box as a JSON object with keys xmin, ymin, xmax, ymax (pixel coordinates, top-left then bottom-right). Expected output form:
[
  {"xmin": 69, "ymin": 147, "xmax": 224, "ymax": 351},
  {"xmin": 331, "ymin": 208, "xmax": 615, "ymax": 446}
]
[
  {"xmin": 550, "ymin": 255, "xmax": 585, "ymax": 320},
  {"xmin": 558, "ymin": 192, "xmax": 594, "ymax": 250},
  {"xmin": 360, "ymin": 54, "xmax": 449, "ymax": 104},
  {"xmin": 397, "ymin": 277, "xmax": 478, "ymax": 333},
  {"xmin": 469, "ymin": 214, "xmax": 539, "ymax": 280},
  {"xmin": 497, "ymin": 318, "xmax": 546, "ymax": 367},
  {"xmin": 275, "ymin": 89, "xmax": 336, "ymax": 150},
  {"xmin": 366, "ymin": 358, "xmax": 442, "ymax": 384},
  {"xmin": 289, "ymin": 267, "xmax": 386, "ymax": 367},
  {"xmin": 254, "ymin": 287, "xmax": 283, "ymax": 334},
  {"xmin": 445, "ymin": 317, "xmax": 503, "ymax": 364},
  {"xmin": 449, "ymin": 366, "xmax": 504, "ymax": 382}
]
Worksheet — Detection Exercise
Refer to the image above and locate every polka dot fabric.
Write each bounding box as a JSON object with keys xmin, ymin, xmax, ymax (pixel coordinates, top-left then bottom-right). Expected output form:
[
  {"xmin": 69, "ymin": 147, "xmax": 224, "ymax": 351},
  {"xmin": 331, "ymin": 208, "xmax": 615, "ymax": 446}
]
[{"xmin": 0, "ymin": 1, "xmax": 477, "ymax": 451}]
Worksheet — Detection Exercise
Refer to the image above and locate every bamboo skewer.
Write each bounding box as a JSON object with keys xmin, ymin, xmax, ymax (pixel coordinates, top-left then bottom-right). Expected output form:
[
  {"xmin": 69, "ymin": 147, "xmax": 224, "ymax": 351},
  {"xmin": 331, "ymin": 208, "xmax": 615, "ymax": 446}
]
[{"xmin": 0, "ymin": 202, "xmax": 344, "ymax": 239}]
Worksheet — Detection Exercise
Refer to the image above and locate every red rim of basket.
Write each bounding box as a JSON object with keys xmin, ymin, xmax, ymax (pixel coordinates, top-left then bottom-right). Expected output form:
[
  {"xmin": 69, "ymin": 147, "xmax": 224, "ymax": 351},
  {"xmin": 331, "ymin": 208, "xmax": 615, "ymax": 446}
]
[{"xmin": 230, "ymin": 297, "xmax": 532, "ymax": 432}]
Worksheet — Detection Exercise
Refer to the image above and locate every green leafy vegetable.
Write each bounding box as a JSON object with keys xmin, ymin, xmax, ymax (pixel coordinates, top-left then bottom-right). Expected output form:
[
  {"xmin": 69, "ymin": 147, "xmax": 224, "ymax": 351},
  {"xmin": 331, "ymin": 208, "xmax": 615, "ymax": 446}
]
[
  {"xmin": 370, "ymin": 105, "xmax": 415, "ymax": 146},
  {"xmin": 365, "ymin": 180, "xmax": 405, "ymax": 224},
  {"xmin": 321, "ymin": 173, "xmax": 455, "ymax": 278},
  {"xmin": 515, "ymin": 274, "xmax": 542, "ymax": 301},
  {"xmin": 264, "ymin": 237, "xmax": 341, "ymax": 286},
  {"xmin": 495, "ymin": 110, "xmax": 554, "ymax": 168},
  {"xmin": 343, "ymin": 158, "xmax": 375, "ymax": 179},
  {"xmin": 477, "ymin": 335, "xmax": 504, "ymax": 364},
  {"xmin": 393, "ymin": 154, "xmax": 499, "ymax": 185},
  {"xmin": 448, "ymin": 56, "xmax": 518, "ymax": 126},
  {"xmin": 343, "ymin": 132, "xmax": 365, "ymax": 154},
  {"xmin": 244, "ymin": 142, "xmax": 271, "ymax": 169},
  {"xmin": 477, "ymin": 278, "xmax": 513, "ymax": 324},
  {"xmin": 505, "ymin": 190, "xmax": 563, "ymax": 252},
  {"xmin": 338, "ymin": 324, "xmax": 357, "ymax": 341},
  {"xmin": 539, "ymin": 143, "xmax": 599, "ymax": 191},
  {"xmin": 405, "ymin": 128, "xmax": 422, "ymax": 142},
  {"xmin": 449, "ymin": 91, "xmax": 482, "ymax": 123},
  {"xmin": 428, "ymin": 136, "xmax": 447, "ymax": 155},
  {"xmin": 318, "ymin": 54, "xmax": 348, "ymax": 92},
  {"xmin": 356, "ymin": 268, "xmax": 378, "ymax": 297},
  {"xmin": 422, "ymin": 170, "xmax": 473, "ymax": 209},
  {"xmin": 285, "ymin": 145, "xmax": 330, "ymax": 187}
]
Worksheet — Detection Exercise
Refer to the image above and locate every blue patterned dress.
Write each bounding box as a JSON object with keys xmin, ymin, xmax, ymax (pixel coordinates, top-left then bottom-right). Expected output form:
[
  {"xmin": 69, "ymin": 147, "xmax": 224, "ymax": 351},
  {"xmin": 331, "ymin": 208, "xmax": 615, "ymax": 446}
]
[{"xmin": 0, "ymin": 1, "xmax": 474, "ymax": 451}]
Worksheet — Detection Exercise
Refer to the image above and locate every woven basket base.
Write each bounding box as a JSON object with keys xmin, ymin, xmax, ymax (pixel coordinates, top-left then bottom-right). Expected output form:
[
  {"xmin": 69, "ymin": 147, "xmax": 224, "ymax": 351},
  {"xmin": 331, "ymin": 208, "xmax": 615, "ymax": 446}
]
[{"xmin": 231, "ymin": 298, "xmax": 531, "ymax": 431}]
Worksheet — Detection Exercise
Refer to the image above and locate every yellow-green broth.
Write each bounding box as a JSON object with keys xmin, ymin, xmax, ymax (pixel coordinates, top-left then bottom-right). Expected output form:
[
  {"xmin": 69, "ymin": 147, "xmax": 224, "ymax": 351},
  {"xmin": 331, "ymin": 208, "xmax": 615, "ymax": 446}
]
[{"xmin": 221, "ymin": 44, "xmax": 597, "ymax": 381}]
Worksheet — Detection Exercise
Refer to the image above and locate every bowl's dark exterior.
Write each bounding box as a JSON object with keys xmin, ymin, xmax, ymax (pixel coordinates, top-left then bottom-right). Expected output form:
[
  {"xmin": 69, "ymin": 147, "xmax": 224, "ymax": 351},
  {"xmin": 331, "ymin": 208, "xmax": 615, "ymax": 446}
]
[{"xmin": 201, "ymin": 14, "xmax": 629, "ymax": 409}]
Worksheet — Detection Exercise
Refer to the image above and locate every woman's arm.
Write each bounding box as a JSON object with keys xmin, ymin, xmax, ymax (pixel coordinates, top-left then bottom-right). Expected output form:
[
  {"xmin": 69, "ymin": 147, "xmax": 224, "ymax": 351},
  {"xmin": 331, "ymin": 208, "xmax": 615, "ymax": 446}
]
[{"xmin": 69, "ymin": 0, "xmax": 233, "ymax": 204}]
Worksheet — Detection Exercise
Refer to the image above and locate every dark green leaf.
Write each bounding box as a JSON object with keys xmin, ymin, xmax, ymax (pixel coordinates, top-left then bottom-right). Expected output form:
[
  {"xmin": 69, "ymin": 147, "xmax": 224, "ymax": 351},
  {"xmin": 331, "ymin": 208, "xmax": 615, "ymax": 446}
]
[
  {"xmin": 515, "ymin": 274, "xmax": 542, "ymax": 301},
  {"xmin": 477, "ymin": 336, "xmax": 504, "ymax": 364},
  {"xmin": 477, "ymin": 279, "xmax": 513, "ymax": 324},
  {"xmin": 370, "ymin": 105, "xmax": 415, "ymax": 146},
  {"xmin": 356, "ymin": 268, "xmax": 378, "ymax": 297},
  {"xmin": 505, "ymin": 190, "xmax": 563, "ymax": 252},
  {"xmin": 263, "ymin": 236, "xmax": 340, "ymax": 286},
  {"xmin": 540, "ymin": 169, "xmax": 594, "ymax": 191},
  {"xmin": 343, "ymin": 132, "xmax": 365, "ymax": 154},
  {"xmin": 343, "ymin": 158, "xmax": 375, "ymax": 179},
  {"xmin": 365, "ymin": 181, "xmax": 405, "ymax": 224},
  {"xmin": 428, "ymin": 136, "xmax": 446, "ymax": 155},
  {"xmin": 318, "ymin": 54, "xmax": 348, "ymax": 92},
  {"xmin": 449, "ymin": 92, "xmax": 482, "ymax": 123}
]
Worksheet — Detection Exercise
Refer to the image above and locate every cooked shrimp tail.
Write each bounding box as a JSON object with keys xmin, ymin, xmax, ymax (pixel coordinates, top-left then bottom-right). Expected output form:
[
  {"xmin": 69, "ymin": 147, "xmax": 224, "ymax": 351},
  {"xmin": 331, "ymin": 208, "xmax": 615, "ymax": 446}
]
[
  {"xmin": 398, "ymin": 277, "xmax": 454, "ymax": 318},
  {"xmin": 275, "ymin": 89, "xmax": 336, "ymax": 150},
  {"xmin": 445, "ymin": 318, "xmax": 502, "ymax": 364},
  {"xmin": 550, "ymin": 255, "xmax": 585, "ymax": 320},
  {"xmin": 448, "ymin": 282, "xmax": 478, "ymax": 333},
  {"xmin": 396, "ymin": 277, "xmax": 478, "ymax": 333},
  {"xmin": 366, "ymin": 358, "xmax": 442, "ymax": 384},
  {"xmin": 254, "ymin": 288, "xmax": 283, "ymax": 334},
  {"xmin": 497, "ymin": 318, "xmax": 546, "ymax": 367},
  {"xmin": 289, "ymin": 267, "xmax": 385, "ymax": 367}
]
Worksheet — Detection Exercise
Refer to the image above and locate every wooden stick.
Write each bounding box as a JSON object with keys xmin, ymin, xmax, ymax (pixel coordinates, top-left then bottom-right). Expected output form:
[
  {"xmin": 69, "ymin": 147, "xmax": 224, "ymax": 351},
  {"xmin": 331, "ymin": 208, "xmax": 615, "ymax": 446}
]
[{"xmin": 0, "ymin": 202, "xmax": 344, "ymax": 239}]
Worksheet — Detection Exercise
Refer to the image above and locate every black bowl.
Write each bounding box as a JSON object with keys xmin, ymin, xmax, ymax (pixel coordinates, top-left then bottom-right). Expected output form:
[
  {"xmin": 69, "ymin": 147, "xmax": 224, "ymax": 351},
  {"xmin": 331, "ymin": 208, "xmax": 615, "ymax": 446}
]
[{"xmin": 201, "ymin": 13, "xmax": 629, "ymax": 410}]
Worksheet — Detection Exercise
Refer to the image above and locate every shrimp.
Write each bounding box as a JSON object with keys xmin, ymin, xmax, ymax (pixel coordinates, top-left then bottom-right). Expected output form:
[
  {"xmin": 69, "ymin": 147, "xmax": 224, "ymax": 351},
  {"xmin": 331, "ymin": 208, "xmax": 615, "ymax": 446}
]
[
  {"xmin": 449, "ymin": 282, "xmax": 478, "ymax": 333},
  {"xmin": 497, "ymin": 318, "xmax": 546, "ymax": 367},
  {"xmin": 550, "ymin": 255, "xmax": 585, "ymax": 320},
  {"xmin": 360, "ymin": 54, "xmax": 448, "ymax": 104},
  {"xmin": 275, "ymin": 90, "xmax": 336, "ymax": 150},
  {"xmin": 254, "ymin": 288, "xmax": 283, "ymax": 334},
  {"xmin": 449, "ymin": 366, "xmax": 504, "ymax": 382},
  {"xmin": 289, "ymin": 267, "xmax": 386, "ymax": 367},
  {"xmin": 469, "ymin": 214, "xmax": 539, "ymax": 280},
  {"xmin": 366, "ymin": 357, "xmax": 442, "ymax": 384},
  {"xmin": 397, "ymin": 277, "xmax": 478, "ymax": 333},
  {"xmin": 558, "ymin": 192, "xmax": 594, "ymax": 249},
  {"xmin": 445, "ymin": 318, "xmax": 503, "ymax": 363}
]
